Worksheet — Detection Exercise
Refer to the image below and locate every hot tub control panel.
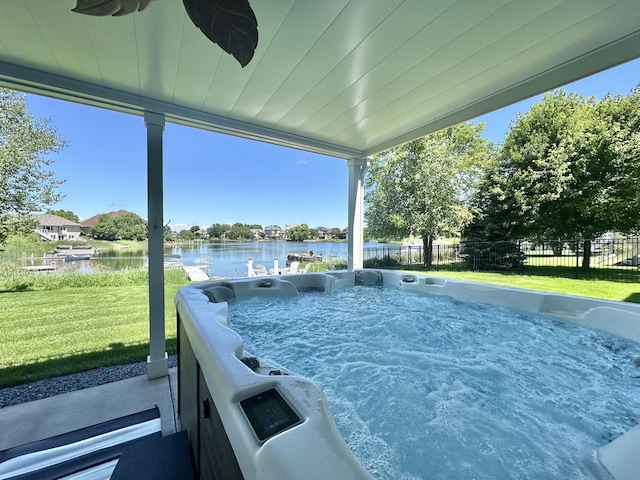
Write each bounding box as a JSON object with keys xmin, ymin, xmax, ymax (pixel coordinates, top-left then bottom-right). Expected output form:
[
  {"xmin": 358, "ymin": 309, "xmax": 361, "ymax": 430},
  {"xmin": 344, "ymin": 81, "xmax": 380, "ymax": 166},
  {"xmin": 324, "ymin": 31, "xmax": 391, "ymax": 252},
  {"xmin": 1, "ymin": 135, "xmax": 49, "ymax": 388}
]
[{"xmin": 240, "ymin": 388, "xmax": 302, "ymax": 442}]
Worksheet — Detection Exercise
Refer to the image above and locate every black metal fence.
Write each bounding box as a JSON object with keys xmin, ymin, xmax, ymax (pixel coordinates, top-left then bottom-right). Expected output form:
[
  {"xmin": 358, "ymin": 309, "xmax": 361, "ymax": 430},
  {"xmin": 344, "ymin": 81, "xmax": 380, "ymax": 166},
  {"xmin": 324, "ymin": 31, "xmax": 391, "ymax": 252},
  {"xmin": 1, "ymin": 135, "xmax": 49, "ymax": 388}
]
[{"xmin": 363, "ymin": 237, "xmax": 640, "ymax": 282}]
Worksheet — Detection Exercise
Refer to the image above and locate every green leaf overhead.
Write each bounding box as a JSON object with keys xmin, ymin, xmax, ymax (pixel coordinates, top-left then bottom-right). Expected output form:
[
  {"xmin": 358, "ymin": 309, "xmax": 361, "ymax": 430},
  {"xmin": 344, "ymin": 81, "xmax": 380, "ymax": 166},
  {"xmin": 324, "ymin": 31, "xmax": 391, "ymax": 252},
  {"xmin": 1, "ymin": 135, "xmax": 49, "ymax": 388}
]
[
  {"xmin": 72, "ymin": 0, "xmax": 154, "ymax": 16},
  {"xmin": 72, "ymin": 0, "xmax": 258, "ymax": 67},
  {"xmin": 182, "ymin": 0, "xmax": 258, "ymax": 68}
]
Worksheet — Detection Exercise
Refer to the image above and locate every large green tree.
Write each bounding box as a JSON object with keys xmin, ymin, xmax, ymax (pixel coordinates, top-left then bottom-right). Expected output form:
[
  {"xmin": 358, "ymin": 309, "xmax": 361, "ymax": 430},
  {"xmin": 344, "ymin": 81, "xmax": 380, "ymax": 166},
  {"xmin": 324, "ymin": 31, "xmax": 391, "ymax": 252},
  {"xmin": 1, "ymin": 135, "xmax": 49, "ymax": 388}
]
[
  {"xmin": 47, "ymin": 208, "xmax": 80, "ymax": 223},
  {"xmin": 590, "ymin": 88, "xmax": 640, "ymax": 235},
  {"xmin": 365, "ymin": 122, "xmax": 495, "ymax": 266},
  {"xmin": 467, "ymin": 88, "xmax": 640, "ymax": 268},
  {"xmin": 0, "ymin": 89, "xmax": 67, "ymax": 245},
  {"xmin": 90, "ymin": 212, "xmax": 146, "ymax": 240},
  {"xmin": 105, "ymin": 212, "xmax": 146, "ymax": 241},
  {"xmin": 226, "ymin": 222, "xmax": 251, "ymax": 240},
  {"xmin": 89, "ymin": 214, "xmax": 110, "ymax": 239},
  {"xmin": 208, "ymin": 223, "xmax": 227, "ymax": 238},
  {"xmin": 287, "ymin": 224, "xmax": 311, "ymax": 241},
  {"xmin": 178, "ymin": 229, "xmax": 196, "ymax": 241}
]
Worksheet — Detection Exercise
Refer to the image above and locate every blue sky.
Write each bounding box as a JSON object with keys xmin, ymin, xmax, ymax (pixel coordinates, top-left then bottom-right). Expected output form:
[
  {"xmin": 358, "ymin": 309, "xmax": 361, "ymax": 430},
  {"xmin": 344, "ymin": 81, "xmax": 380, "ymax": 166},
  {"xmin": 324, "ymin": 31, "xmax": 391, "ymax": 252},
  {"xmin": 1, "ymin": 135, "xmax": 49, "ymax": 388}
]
[{"xmin": 26, "ymin": 59, "xmax": 639, "ymax": 231}]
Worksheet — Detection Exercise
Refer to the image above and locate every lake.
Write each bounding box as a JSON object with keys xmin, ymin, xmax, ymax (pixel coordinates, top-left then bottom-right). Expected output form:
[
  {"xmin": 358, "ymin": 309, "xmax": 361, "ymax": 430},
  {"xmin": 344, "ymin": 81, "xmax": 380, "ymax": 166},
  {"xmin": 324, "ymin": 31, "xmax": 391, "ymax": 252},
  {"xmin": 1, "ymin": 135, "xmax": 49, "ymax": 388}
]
[
  {"xmin": 54, "ymin": 241, "xmax": 384, "ymax": 278},
  {"xmin": 164, "ymin": 241, "xmax": 355, "ymax": 278}
]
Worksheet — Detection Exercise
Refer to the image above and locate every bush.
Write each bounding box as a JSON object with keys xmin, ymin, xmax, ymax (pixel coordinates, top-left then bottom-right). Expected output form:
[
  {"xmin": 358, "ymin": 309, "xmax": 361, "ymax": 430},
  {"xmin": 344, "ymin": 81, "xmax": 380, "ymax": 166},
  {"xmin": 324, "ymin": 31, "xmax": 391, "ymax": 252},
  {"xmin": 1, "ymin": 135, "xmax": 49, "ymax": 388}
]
[
  {"xmin": 462, "ymin": 241, "xmax": 525, "ymax": 271},
  {"xmin": 363, "ymin": 255, "xmax": 400, "ymax": 268}
]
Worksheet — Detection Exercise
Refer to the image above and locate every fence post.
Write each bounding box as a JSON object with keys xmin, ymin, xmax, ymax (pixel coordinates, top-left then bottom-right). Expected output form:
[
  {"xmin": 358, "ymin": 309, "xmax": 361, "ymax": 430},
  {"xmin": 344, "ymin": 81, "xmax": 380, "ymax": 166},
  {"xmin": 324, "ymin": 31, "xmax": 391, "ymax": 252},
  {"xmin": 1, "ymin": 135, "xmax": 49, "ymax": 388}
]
[
  {"xmin": 518, "ymin": 240, "xmax": 523, "ymax": 272},
  {"xmin": 472, "ymin": 242, "xmax": 476, "ymax": 271}
]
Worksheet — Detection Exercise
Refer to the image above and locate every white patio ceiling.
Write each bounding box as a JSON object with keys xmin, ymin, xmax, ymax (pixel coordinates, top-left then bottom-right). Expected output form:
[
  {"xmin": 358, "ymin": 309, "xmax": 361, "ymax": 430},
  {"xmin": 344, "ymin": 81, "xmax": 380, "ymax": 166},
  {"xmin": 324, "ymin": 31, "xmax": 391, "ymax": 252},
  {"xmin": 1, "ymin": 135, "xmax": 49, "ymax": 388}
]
[{"xmin": 0, "ymin": 0, "xmax": 639, "ymax": 159}]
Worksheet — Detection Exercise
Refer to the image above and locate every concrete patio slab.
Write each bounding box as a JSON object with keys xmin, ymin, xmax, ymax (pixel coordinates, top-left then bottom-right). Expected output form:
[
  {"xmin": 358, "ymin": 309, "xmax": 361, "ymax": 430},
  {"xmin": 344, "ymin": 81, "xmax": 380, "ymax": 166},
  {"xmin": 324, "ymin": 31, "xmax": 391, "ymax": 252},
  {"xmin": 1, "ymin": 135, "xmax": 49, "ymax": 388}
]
[{"xmin": 0, "ymin": 368, "xmax": 178, "ymax": 452}]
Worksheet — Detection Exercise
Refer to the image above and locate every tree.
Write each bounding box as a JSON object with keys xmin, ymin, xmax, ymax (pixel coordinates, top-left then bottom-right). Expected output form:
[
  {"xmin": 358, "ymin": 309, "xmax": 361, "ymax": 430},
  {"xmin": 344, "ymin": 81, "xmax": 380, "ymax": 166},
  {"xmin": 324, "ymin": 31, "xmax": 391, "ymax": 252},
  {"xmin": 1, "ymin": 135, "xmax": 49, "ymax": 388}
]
[
  {"xmin": 90, "ymin": 212, "xmax": 146, "ymax": 240},
  {"xmin": 47, "ymin": 209, "xmax": 80, "ymax": 223},
  {"xmin": 178, "ymin": 229, "xmax": 196, "ymax": 241},
  {"xmin": 0, "ymin": 88, "xmax": 67, "ymax": 245},
  {"xmin": 590, "ymin": 88, "xmax": 640, "ymax": 235},
  {"xmin": 106, "ymin": 212, "xmax": 146, "ymax": 241},
  {"xmin": 208, "ymin": 223, "xmax": 227, "ymax": 238},
  {"xmin": 464, "ymin": 163, "xmax": 520, "ymax": 241},
  {"xmin": 164, "ymin": 224, "xmax": 174, "ymax": 242},
  {"xmin": 90, "ymin": 214, "xmax": 110, "ymax": 239},
  {"xmin": 471, "ymin": 88, "xmax": 640, "ymax": 268},
  {"xmin": 227, "ymin": 223, "xmax": 251, "ymax": 240},
  {"xmin": 287, "ymin": 224, "xmax": 311, "ymax": 241},
  {"xmin": 365, "ymin": 122, "xmax": 495, "ymax": 266},
  {"xmin": 461, "ymin": 162, "xmax": 527, "ymax": 271}
]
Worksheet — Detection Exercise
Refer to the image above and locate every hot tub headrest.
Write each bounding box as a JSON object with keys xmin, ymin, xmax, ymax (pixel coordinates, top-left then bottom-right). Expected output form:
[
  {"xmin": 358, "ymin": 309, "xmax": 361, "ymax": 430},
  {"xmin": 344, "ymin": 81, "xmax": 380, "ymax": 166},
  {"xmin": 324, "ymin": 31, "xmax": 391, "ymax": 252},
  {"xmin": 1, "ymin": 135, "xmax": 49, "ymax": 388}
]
[
  {"xmin": 225, "ymin": 277, "xmax": 299, "ymax": 299},
  {"xmin": 202, "ymin": 285, "xmax": 236, "ymax": 303},
  {"xmin": 356, "ymin": 270, "xmax": 383, "ymax": 285}
]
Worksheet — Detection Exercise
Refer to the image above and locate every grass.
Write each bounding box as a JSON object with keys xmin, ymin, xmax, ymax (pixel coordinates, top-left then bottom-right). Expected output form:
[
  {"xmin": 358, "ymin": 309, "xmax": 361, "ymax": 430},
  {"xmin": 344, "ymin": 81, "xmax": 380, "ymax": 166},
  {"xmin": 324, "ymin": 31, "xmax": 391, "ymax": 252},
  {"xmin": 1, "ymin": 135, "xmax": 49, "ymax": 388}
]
[
  {"xmin": 400, "ymin": 269, "xmax": 640, "ymax": 303},
  {"xmin": 0, "ymin": 269, "xmax": 189, "ymax": 388},
  {"xmin": 0, "ymin": 234, "xmax": 147, "ymax": 261}
]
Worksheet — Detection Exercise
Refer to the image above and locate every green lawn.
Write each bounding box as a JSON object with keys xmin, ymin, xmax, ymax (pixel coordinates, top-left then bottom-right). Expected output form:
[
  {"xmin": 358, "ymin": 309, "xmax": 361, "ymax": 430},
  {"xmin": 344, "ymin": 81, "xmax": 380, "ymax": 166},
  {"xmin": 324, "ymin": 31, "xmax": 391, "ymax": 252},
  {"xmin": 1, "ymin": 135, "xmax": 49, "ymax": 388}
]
[
  {"xmin": 412, "ymin": 270, "xmax": 640, "ymax": 303},
  {"xmin": 0, "ymin": 271, "xmax": 188, "ymax": 388}
]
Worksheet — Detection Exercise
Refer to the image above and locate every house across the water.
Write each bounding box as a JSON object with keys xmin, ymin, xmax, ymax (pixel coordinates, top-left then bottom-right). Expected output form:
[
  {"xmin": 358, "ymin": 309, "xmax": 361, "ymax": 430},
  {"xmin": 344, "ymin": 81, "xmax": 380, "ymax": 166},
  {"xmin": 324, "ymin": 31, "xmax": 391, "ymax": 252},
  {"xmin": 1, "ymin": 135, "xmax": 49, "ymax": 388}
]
[{"xmin": 32, "ymin": 214, "xmax": 82, "ymax": 242}]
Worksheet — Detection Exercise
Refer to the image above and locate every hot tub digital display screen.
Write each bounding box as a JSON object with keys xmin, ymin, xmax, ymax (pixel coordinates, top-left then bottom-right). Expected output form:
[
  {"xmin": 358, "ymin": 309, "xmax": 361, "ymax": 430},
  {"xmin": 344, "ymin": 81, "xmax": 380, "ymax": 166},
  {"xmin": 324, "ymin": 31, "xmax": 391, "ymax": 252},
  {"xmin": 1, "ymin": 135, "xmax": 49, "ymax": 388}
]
[{"xmin": 240, "ymin": 388, "xmax": 301, "ymax": 441}]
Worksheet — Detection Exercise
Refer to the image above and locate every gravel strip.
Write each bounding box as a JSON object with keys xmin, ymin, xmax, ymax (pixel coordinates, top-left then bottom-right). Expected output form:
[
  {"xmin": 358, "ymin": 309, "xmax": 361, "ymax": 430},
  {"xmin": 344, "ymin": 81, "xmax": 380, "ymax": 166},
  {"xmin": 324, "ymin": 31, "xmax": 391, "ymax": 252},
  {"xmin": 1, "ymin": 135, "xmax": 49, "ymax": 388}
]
[{"xmin": 0, "ymin": 355, "xmax": 177, "ymax": 409}]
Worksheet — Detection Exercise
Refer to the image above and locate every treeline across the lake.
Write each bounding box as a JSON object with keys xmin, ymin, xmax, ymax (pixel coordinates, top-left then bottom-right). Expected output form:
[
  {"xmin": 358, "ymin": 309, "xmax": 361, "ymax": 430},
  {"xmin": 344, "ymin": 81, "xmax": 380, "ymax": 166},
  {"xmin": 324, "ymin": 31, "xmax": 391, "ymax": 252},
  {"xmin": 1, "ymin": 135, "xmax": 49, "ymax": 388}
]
[{"xmin": 175, "ymin": 223, "xmax": 350, "ymax": 242}]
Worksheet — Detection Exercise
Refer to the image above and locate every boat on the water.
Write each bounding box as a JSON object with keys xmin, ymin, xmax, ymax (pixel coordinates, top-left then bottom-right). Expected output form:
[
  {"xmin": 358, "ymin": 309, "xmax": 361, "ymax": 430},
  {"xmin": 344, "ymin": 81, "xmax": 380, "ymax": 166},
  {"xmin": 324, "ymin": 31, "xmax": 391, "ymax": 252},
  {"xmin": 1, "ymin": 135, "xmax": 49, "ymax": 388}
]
[
  {"xmin": 55, "ymin": 245, "xmax": 95, "ymax": 256},
  {"xmin": 65, "ymin": 253, "xmax": 91, "ymax": 261},
  {"xmin": 286, "ymin": 252, "xmax": 323, "ymax": 265}
]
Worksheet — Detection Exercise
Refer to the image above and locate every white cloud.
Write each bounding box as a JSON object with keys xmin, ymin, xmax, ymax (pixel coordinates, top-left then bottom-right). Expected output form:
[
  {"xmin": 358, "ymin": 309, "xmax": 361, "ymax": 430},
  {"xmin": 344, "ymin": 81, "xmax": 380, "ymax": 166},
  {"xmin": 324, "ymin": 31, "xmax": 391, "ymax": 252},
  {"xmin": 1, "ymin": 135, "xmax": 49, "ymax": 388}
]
[
  {"xmin": 170, "ymin": 222, "xmax": 189, "ymax": 232},
  {"xmin": 296, "ymin": 158, "xmax": 307, "ymax": 165}
]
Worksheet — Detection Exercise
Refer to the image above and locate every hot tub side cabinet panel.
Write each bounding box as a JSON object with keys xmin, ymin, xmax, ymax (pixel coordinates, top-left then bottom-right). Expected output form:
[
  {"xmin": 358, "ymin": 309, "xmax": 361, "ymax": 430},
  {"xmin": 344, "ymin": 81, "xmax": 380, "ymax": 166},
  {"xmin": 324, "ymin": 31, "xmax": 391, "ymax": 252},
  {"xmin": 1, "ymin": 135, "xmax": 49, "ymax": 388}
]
[
  {"xmin": 178, "ymin": 319, "xmax": 244, "ymax": 480},
  {"xmin": 178, "ymin": 321, "xmax": 199, "ymax": 470}
]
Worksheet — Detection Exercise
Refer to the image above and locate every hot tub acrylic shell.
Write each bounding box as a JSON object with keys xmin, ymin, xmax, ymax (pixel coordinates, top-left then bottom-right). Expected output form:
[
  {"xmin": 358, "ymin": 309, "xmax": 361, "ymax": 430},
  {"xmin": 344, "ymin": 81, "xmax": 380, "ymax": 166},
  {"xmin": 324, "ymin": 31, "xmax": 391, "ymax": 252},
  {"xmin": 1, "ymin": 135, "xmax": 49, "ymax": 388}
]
[
  {"xmin": 174, "ymin": 270, "xmax": 640, "ymax": 480},
  {"xmin": 176, "ymin": 273, "xmax": 373, "ymax": 480}
]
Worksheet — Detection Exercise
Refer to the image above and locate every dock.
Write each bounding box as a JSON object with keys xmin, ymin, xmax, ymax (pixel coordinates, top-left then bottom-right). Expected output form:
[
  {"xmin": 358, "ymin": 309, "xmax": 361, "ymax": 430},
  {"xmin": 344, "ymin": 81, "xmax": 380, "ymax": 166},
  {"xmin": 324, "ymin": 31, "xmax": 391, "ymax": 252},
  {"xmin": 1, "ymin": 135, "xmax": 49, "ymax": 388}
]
[
  {"xmin": 21, "ymin": 265, "xmax": 57, "ymax": 272},
  {"xmin": 183, "ymin": 266, "xmax": 209, "ymax": 281}
]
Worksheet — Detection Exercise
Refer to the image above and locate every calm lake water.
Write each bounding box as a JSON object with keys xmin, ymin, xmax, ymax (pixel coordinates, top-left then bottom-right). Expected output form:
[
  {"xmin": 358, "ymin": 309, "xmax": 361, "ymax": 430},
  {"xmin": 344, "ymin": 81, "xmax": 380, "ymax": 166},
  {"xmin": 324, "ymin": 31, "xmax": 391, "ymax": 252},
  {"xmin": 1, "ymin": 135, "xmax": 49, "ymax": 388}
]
[
  {"xmin": 164, "ymin": 241, "xmax": 356, "ymax": 278},
  {"xmin": 52, "ymin": 241, "xmax": 384, "ymax": 278}
]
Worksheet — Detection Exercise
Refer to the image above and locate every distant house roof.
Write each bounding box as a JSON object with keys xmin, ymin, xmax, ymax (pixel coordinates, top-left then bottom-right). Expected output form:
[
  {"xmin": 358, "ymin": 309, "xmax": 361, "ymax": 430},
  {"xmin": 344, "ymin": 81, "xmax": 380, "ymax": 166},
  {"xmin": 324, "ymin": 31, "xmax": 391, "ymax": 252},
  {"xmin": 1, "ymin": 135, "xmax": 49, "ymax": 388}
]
[
  {"xmin": 81, "ymin": 210, "xmax": 141, "ymax": 228},
  {"xmin": 32, "ymin": 214, "xmax": 81, "ymax": 227}
]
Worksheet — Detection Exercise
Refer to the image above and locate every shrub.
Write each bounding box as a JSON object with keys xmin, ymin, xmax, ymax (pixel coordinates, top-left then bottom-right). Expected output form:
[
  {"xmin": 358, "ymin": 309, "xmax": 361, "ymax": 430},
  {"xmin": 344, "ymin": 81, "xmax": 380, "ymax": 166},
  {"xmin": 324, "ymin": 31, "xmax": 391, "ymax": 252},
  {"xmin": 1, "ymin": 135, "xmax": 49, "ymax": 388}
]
[
  {"xmin": 363, "ymin": 255, "xmax": 400, "ymax": 268},
  {"xmin": 462, "ymin": 241, "xmax": 525, "ymax": 271}
]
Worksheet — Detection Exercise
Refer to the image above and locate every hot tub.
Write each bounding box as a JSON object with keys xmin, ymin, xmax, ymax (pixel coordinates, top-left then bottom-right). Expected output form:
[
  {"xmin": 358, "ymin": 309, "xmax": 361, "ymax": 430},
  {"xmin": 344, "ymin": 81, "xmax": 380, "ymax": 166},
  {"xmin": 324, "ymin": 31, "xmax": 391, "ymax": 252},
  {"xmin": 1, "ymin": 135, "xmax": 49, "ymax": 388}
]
[{"xmin": 174, "ymin": 270, "xmax": 640, "ymax": 480}]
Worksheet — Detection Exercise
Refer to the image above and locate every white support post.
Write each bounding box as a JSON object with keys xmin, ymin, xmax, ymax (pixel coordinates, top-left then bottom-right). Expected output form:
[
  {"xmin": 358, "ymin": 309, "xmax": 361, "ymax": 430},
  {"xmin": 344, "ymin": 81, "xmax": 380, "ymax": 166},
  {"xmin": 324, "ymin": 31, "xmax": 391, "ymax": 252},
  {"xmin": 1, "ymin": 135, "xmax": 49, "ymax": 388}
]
[
  {"xmin": 347, "ymin": 157, "xmax": 369, "ymax": 270},
  {"xmin": 144, "ymin": 111, "xmax": 168, "ymax": 379}
]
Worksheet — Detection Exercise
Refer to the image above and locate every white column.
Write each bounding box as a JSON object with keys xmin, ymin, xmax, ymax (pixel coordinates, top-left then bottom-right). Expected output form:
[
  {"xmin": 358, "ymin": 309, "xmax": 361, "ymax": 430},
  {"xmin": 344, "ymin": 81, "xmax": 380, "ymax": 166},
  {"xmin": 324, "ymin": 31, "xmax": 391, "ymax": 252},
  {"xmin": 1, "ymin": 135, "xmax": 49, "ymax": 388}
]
[
  {"xmin": 347, "ymin": 157, "xmax": 369, "ymax": 270},
  {"xmin": 144, "ymin": 111, "xmax": 168, "ymax": 379}
]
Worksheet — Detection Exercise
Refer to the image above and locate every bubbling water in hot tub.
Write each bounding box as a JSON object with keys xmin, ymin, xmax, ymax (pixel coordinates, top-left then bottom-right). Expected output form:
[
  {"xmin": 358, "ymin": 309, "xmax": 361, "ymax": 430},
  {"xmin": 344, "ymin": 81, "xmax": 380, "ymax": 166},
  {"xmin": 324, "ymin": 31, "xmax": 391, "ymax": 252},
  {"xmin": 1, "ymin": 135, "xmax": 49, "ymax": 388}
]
[{"xmin": 228, "ymin": 286, "xmax": 640, "ymax": 480}]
